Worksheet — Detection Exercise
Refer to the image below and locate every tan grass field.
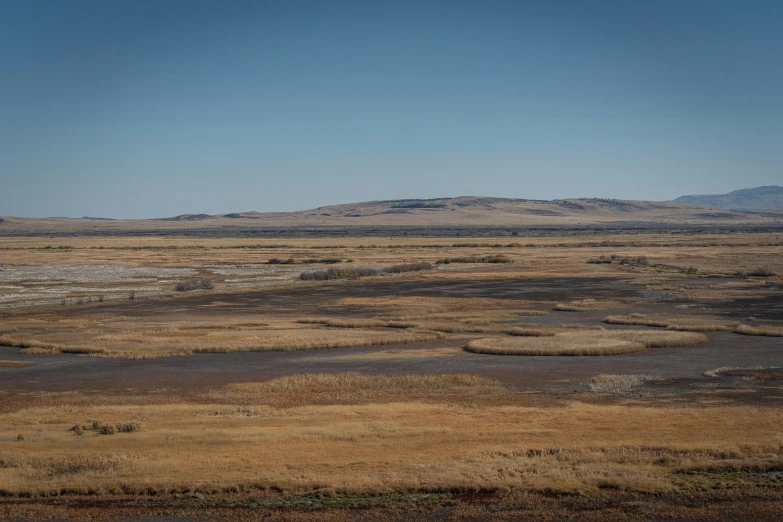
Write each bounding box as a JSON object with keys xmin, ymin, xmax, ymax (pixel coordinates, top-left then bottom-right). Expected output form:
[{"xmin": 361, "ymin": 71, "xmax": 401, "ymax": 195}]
[
  {"xmin": 465, "ymin": 329, "xmax": 707, "ymax": 356},
  {"xmin": 1, "ymin": 231, "xmax": 782, "ymax": 518},
  {"xmin": 604, "ymin": 313, "xmax": 743, "ymax": 331},
  {"xmin": 2, "ymin": 374, "xmax": 782, "ymax": 498}
]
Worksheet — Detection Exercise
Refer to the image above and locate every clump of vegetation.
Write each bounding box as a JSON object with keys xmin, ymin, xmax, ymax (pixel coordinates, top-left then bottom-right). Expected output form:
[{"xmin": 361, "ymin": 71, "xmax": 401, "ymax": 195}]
[
  {"xmin": 505, "ymin": 327, "xmax": 556, "ymax": 337},
  {"xmin": 734, "ymin": 324, "xmax": 783, "ymax": 337},
  {"xmin": 586, "ymin": 374, "xmax": 661, "ymax": 393},
  {"xmin": 82, "ymin": 421, "xmax": 141, "ymax": 435},
  {"xmin": 553, "ymin": 298, "xmax": 620, "ymax": 312},
  {"xmin": 175, "ymin": 278, "xmax": 214, "ymax": 292},
  {"xmin": 266, "ymin": 257, "xmax": 296, "ymax": 264},
  {"xmin": 466, "ymin": 336, "xmax": 645, "ymax": 356},
  {"xmin": 587, "ymin": 255, "xmax": 613, "ymax": 264},
  {"xmin": 309, "ymin": 257, "xmax": 342, "ymax": 264},
  {"xmin": 587, "ymin": 254, "xmax": 649, "ymax": 266},
  {"xmin": 741, "ymin": 267, "xmax": 775, "ymax": 277},
  {"xmin": 604, "ymin": 313, "xmax": 740, "ymax": 332},
  {"xmin": 465, "ymin": 328, "xmax": 707, "ymax": 356},
  {"xmin": 300, "ymin": 262, "xmax": 432, "ymax": 281},
  {"xmin": 437, "ymin": 255, "xmax": 511, "ymax": 264},
  {"xmin": 620, "ymin": 255, "xmax": 649, "ymax": 266}
]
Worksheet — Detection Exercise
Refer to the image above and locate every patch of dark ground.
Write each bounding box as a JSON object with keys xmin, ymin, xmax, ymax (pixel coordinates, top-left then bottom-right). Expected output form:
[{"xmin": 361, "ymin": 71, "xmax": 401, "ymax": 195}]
[
  {"xmin": 1, "ymin": 277, "xmax": 780, "ymax": 402},
  {"xmin": 708, "ymin": 288, "xmax": 783, "ymax": 321},
  {"xmin": 2, "ymin": 330, "xmax": 782, "ymax": 406},
  {"xmin": 3, "ymin": 489, "xmax": 783, "ymax": 521},
  {"xmin": 6, "ymin": 276, "xmax": 644, "ymax": 320}
]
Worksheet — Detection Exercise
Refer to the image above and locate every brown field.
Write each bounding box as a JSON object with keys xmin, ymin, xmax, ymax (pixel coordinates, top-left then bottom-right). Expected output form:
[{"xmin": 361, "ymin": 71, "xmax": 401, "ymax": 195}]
[{"xmin": 1, "ymin": 228, "xmax": 783, "ymax": 520}]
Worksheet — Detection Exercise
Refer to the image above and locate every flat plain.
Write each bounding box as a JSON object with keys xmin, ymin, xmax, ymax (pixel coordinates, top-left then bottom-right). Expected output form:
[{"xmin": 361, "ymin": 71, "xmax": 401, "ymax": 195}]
[{"xmin": 1, "ymin": 224, "xmax": 782, "ymax": 520}]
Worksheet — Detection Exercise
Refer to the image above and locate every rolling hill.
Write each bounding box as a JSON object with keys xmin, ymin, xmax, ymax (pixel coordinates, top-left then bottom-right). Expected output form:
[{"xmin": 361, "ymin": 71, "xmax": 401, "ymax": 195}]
[
  {"xmin": 673, "ymin": 186, "xmax": 783, "ymax": 211},
  {"xmin": 2, "ymin": 196, "xmax": 782, "ymax": 235}
]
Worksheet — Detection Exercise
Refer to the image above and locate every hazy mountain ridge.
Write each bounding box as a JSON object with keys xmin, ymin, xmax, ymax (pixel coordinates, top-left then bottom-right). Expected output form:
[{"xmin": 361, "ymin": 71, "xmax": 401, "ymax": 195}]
[
  {"xmin": 2, "ymin": 196, "xmax": 782, "ymax": 235},
  {"xmin": 673, "ymin": 186, "xmax": 783, "ymax": 211}
]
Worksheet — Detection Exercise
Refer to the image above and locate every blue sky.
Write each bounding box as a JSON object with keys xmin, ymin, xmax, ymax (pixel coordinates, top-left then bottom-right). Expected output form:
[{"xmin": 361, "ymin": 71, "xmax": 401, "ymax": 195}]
[{"xmin": 1, "ymin": 0, "xmax": 781, "ymax": 218}]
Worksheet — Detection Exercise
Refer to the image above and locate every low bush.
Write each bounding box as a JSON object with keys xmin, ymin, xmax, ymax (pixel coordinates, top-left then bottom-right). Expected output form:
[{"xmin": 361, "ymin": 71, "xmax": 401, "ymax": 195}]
[
  {"xmin": 309, "ymin": 257, "xmax": 342, "ymax": 264},
  {"xmin": 300, "ymin": 262, "xmax": 432, "ymax": 281},
  {"xmin": 742, "ymin": 267, "xmax": 775, "ymax": 277},
  {"xmin": 88, "ymin": 421, "xmax": 141, "ymax": 435},
  {"xmin": 175, "ymin": 279, "xmax": 214, "ymax": 292},
  {"xmin": 267, "ymin": 257, "xmax": 295, "ymax": 265},
  {"xmin": 587, "ymin": 254, "xmax": 649, "ymax": 266},
  {"xmin": 587, "ymin": 255, "xmax": 612, "ymax": 264},
  {"xmin": 437, "ymin": 255, "xmax": 511, "ymax": 264}
]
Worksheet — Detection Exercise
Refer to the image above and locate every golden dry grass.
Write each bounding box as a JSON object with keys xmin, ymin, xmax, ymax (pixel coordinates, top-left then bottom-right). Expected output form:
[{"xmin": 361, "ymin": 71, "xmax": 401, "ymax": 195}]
[
  {"xmin": 604, "ymin": 313, "xmax": 742, "ymax": 332},
  {"xmin": 597, "ymin": 329, "xmax": 708, "ymax": 347},
  {"xmin": 505, "ymin": 326, "xmax": 556, "ymax": 336},
  {"xmin": 585, "ymin": 374, "xmax": 662, "ymax": 393},
  {"xmin": 0, "ymin": 360, "xmax": 32, "ymax": 368},
  {"xmin": 465, "ymin": 329, "xmax": 707, "ymax": 356},
  {"xmin": 2, "ymin": 232, "xmax": 783, "ymax": 510},
  {"xmin": 553, "ymin": 299, "xmax": 626, "ymax": 312},
  {"xmin": 465, "ymin": 336, "xmax": 645, "ymax": 356},
  {"xmin": 735, "ymin": 324, "xmax": 783, "ymax": 337},
  {"xmin": 1, "ymin": 383, "xmax": 781, "ymax": 497},
  {"xmin": 296, "ymin": 318, "xmax": 415, "ymax": 328},
  {"xmin": 2, "ymin": 326, "xmax": 440, "ymax": 359}
]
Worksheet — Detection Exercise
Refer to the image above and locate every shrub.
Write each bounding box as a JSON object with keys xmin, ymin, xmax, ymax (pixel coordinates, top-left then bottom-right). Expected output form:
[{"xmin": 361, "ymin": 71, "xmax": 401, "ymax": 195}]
[
  {"xmin": 619, "ymin": 256, "xmax": 649, "ymax": 266},
  {"xmin": 267, "ymin": 257, "xmax": 295, "ymax": 264},
  {"xmin": 587, "ymin": 255, "xmax": 612, "ymax": 264},
  {"xmin": 300, "ymin": 262, "xmax": 432, "ymax": 281},
  {"xmin": 89, "ymin": 421, "xmax": 141, "ymax": 435},
  {"xmin": 383, "ymin": 262, "xmax": 432, "ymax": 273},
  {"xmin": 175, "ymin": 279, "xmax": 214, "ymax": 291},
  {"xmin": 744, "ymin": 267, "xmax": 775, "ymax": 277},
  {"xmin": 310, "ymin": 257, "xmax": 342, "ymax": 264},
  {"xmin": 437, "ymin": 255, "xmax": 511, "ymax": 264}
]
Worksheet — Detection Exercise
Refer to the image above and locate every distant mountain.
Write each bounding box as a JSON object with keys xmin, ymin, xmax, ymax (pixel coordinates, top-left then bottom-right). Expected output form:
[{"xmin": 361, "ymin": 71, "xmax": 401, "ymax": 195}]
[
  {"xmin": 3, "ymin": 196, "xmax": 782, "ymax": 235},
  {"xmin": 672, "ymin": 186, "xmax": 783, "ymax": 211}
]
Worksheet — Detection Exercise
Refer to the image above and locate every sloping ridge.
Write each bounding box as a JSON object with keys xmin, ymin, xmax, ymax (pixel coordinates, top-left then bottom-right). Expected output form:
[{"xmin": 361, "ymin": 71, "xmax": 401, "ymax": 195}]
[{"xmin": 673, "ymin": 186, "xmax": 783, "ymax": 211}]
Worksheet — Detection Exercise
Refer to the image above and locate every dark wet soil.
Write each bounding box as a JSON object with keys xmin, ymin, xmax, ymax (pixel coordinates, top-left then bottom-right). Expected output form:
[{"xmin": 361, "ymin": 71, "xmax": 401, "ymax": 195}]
[
  {"xmin": 1, "ymin": 276, "xmax": 781, "ymax": 403},
  {"xmin": 2, "ymin": 325, "xmax": 781, "ymax": 403}
]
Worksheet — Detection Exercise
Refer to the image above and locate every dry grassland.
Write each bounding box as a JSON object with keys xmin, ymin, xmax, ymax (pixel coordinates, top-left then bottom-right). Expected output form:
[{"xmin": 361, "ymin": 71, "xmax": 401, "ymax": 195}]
[
  {"xmin": 465, "ymin": 329, "xmax": 707, "ymax": 356},
  {"xmin": 1, "ymin": 232, "xmax": 783, "ymax": 517},
  {"xmin": 2, "ymin": 232, "xmax": 781, "ymax": 308},
  {"xmin": 553, "ymin": 298, "xmax": 629, "ymax": 311},
  {"xmin": 1, "ymin": 374, "xmax": 782, "ymax": 498},
  {"xmin": 0, "ymin": 324, "xmax": 441, "ymax": 359},
  {"xmin": 0, "ymin": 294, "xmax": 547, "ymax": 358},
  {"xmin": 606, "ymin": 313, "xmax": 783, "ymax": 337},
  {"xmin": 735, "ymin": 324, "xmax": 783, "ymax": 337},
  {"xmin": 605, "ymin": 313, "xmax": 742, "ymax": 331},
  {"xmin": 585, "ymin": 374, "xmax": 662, "ymax": 393}
]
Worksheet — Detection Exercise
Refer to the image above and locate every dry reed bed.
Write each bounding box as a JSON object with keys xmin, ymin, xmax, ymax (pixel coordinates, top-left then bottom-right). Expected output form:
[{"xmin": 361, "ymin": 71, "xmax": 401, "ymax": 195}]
[
  {"xmin": 606, "ymin": 314, "xmax": 783, "ymax": 337},
  {"xmin": 604, "ymin": 313, "xmax": 741, "ymax": 332},
  {"xmin": 553, "ymin": 299, "xmax": 627, "ymax": 312},
  {"xmin": 585, "ymin": 374, "xmax": 662, "ymax": 393},
  {"xmin": 1, "ymin": 391, "xmax": 781, "ymax": 497},
  {"xmin": 465, "ymin": 329, "xmax": 707, "ymax": 356},
  {"xmin": 2, "ymin": 327, "xmax": 442, "ymax": 359},
  {"xmin": 206, "ymin": 373, "xmax": 504, "ymax": 406},
  {"xmin": 735, "ymin": 324, "xmax": 783, "ymax": 337}
]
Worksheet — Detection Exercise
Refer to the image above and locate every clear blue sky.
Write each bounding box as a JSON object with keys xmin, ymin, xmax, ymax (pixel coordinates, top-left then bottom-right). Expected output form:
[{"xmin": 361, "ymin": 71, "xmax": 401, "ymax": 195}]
[{"xmin": 1, "ymin": 0, "xmax": 781, "ymax": 218}]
